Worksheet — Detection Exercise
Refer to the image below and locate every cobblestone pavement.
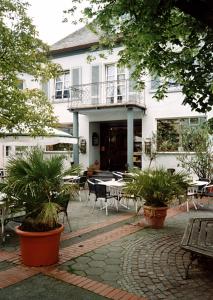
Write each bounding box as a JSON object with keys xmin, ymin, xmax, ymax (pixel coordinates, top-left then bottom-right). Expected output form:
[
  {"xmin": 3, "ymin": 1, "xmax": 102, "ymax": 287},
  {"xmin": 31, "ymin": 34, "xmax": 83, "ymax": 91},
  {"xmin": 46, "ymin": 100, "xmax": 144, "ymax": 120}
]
[
  {"xmin": 60, "ymin": 206, "xmax": 213, "ymax": 300},
  {"xmin": 0, "ymin": 194, "xmax": 213, "ymax": 300}
]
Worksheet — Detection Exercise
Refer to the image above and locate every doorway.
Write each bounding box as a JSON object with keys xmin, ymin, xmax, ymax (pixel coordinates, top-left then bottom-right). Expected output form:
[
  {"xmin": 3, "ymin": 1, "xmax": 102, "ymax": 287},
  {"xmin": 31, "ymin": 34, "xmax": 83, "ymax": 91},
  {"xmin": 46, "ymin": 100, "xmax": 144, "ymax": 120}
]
[
  {"xmin": 99, "ymin": 120, "xmax": 142, "ymax": 171},
  {"xmin": 100, "ymin": 121, "xmax": 127, "ymax": 171}
]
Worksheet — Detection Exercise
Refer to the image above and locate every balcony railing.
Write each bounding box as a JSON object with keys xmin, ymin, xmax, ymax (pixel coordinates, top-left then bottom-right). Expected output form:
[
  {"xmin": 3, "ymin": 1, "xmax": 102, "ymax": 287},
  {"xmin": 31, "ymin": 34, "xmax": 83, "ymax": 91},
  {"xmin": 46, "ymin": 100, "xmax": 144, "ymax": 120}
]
[{"xmin": 54, "ymin": 80, "xmax": 145, "ymax": 110}]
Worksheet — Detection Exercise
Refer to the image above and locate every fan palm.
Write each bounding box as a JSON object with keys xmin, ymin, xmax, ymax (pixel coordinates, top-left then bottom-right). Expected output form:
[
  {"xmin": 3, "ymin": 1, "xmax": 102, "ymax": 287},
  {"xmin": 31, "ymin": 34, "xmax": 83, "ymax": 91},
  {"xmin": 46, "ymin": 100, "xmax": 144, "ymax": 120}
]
[{"xmin": 1, "ymin": 148, "xmax": 80, "ymax": 231}]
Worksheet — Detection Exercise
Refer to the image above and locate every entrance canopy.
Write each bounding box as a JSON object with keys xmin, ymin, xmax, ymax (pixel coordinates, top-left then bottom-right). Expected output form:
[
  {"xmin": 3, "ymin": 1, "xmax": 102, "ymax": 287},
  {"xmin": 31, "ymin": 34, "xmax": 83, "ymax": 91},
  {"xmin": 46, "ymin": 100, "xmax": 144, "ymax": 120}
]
[{"xmin": 0, "ymin": 128, "xmax": 78, "ymax": 146}]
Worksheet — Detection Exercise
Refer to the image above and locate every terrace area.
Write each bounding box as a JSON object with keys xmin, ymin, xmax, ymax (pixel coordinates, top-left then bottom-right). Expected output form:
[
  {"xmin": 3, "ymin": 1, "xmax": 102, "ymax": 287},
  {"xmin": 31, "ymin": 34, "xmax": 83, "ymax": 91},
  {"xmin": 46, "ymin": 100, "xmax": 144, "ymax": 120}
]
[{"xmin": 0, "ymin": 189, "xmax": 213, "ymax": 300}]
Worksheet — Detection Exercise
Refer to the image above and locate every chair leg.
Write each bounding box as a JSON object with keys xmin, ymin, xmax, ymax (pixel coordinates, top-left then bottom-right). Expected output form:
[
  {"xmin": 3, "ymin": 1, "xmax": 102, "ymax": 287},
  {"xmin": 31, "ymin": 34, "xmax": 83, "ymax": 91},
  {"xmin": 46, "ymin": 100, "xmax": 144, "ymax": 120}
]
[
  {"xmin": 65, "ymin": 212, "xmax": 72, "ymax": 231},
  {"xmin": 105, "ymin": 200, "xmax": 108, "ymax": 216},
  {"xmin": 186, "ymin": 199, "xmax": 189, "ymax": 212}
]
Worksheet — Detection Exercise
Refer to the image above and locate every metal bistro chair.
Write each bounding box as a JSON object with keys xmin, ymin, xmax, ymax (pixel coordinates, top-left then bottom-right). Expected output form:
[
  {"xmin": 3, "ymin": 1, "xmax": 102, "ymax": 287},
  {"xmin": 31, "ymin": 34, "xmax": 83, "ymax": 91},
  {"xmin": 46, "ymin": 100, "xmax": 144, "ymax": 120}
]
[
  {"xmin": 59, "ymin": 198, "xmax": 72, "ymax": 232},
  {"xmin": 186, "ymin": 179, "xmax": 210, "ymax": 212},
  {"xmin": 87, "ymin": 178, "xmax": 103, "ymax": 205},
  {"xmin": 93, "ymin": 183, "xmax": 119, "ymax": 216},
  {"xmin": 201, "ymin": 183, "xmax": 213, "ymax": 206},
  {"xmin": 76, "ymin": 175, "xmax": 87, "ymax": 202}
]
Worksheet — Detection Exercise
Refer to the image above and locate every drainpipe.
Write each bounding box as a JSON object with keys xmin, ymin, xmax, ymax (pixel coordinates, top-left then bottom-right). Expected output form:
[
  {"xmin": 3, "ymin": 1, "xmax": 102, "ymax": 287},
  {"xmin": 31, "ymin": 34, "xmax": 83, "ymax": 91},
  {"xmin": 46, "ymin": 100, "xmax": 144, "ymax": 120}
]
[
  {"xmin": 127, "ymin": 108, "xmax": 134, "ymax": 169},
  {"xmin": 73, "ymin": 111, "xmax": 79, "ymax": 165}
]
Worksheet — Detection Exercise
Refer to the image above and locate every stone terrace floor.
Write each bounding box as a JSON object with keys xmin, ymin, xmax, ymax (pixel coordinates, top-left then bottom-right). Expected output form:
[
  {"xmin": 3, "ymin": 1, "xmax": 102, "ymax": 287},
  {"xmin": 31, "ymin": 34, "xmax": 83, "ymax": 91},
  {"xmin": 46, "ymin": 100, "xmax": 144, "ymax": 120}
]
[{"xmin": 0, "ymin": 193, "xmax": 213, "ymax": 300}]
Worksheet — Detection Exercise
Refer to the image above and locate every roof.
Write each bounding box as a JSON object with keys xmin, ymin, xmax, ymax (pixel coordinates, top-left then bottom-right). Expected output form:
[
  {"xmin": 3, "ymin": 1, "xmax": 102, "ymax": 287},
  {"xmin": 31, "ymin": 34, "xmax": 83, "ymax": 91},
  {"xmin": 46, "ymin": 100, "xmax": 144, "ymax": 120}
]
[{"xmin": 50, "ymin": 26, "xmax": 100, "ymax": 54}]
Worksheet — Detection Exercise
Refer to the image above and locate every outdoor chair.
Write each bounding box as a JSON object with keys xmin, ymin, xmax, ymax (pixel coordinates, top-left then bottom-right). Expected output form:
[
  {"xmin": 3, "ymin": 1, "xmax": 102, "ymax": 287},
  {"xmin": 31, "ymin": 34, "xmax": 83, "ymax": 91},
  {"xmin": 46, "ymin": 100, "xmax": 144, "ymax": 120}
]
[
  {"xmin": 93, "ymin": 183, "xmax": 119, "ymax": 216},
  {"xmin": 59, "ymin": 199, "xmax": 72, "ymax": 231},
  {"xmin": 201, "ymin": 184, "xmax": 213, "ymax": 206},
  {"xmin": 75, "ymin": 175, "xmax": 87, "ymax": 201},
  {"xmin": 87, "ymin": 178, "xmax": 103, "ymax": 205},
  {"xmin": 186, "ymin": 186, "xmax": 199, "ymax": 212},
  {"xmin": 186, "ymin": 180, "xmax": 210, "ymax": 212}
]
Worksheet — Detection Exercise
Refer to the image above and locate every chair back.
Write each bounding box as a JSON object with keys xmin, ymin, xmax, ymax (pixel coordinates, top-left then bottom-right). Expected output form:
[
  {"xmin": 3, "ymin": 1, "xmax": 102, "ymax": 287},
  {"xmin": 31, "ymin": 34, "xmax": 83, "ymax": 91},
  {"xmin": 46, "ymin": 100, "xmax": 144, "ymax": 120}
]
[
  {"xmin": 94, "ymin": 184, "xmax": 107, "ymax": 198},
  {"xmin": 78, "ymin": 176, "xmax": 87, "ymax": 188},
  {"xmin": 112, "ymin": 172, "xmax": 123, "ymax": 181},
  {"xmin": 87, "ymin": 179, "xmax": 96, "ymax": 193}
]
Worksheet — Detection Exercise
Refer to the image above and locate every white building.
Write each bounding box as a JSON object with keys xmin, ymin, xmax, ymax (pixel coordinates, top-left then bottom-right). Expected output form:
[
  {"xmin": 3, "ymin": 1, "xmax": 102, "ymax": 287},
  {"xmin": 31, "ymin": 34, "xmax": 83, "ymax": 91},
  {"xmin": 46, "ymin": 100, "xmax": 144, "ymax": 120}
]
[
  {"xmin": 1, "ymin": 26, "xmax": 212, "ymax": 174},
  {"xmin": 47, "ymin": 26, "xmax": 212, "ymax": 173}
]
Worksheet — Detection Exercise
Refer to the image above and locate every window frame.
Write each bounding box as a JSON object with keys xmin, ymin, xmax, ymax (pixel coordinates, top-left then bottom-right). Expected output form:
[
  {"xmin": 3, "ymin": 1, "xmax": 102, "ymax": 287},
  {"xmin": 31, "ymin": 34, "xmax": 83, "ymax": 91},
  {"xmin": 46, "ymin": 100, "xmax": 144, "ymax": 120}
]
[{"xmin": 156, "ymin": 116, "xmax": 207, "ymax": 153}]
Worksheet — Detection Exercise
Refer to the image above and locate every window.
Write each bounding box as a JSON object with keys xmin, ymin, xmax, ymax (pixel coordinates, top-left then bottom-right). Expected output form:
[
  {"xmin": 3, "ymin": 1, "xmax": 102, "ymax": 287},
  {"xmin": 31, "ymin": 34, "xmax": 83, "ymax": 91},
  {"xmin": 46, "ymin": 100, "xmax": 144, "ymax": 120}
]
[
  {"xmin": 55, "ymin": 70, "xmax": 70, "ymax": 99},
  {"xmin": 5, "ymin": 146, "xmax": 12, "ymax": 157},
  {"xmin": 150, "ymin": 76, "xmax": 180, "ymax": 91},
  {"xmin": 105, "ymin": 64, "xmax": 129, "ymax": 103},
  {"xmin": 157, "ymin": 117, "xmax": 206, "ymax": 152},
  {"xmin": 91, "ymin": 65, "xmax": 100, "ymax": 103},
  {"xmin": 151, "ymin": 76, "xmax": 161, "ymax": 90}
]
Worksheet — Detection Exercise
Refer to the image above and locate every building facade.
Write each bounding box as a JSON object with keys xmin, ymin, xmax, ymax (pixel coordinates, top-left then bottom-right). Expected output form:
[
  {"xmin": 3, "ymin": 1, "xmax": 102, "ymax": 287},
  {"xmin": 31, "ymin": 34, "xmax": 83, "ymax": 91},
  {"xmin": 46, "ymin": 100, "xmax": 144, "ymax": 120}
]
[
  {"xmin": 1, "ymin": 26, "xmax": 211, "ymax": 174},
  {"xmin": 48, "ymin": 26, "xmax": 212, "ymax": 174}
]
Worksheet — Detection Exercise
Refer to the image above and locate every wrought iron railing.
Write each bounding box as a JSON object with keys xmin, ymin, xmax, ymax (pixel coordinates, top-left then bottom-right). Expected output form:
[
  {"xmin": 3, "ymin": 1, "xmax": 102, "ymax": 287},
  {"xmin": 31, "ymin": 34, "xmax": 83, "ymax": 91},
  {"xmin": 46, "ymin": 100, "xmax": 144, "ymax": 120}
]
[{"xmin": 53, "ymin": 80, "xmax": 145, "ymax": 109}]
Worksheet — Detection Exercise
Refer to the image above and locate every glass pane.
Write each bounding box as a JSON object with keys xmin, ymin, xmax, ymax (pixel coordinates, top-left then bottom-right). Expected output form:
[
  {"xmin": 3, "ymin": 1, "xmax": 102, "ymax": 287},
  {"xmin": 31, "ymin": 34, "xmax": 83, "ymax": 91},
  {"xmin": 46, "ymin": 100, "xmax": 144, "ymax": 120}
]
[
  {"xmin": 72, "ymin": 68, "xmax": 80, "ymax": 86},
  {"xmin": 92, "ymin": 83, "xmax": 99, "ymax": 97},
  {"xmin": 55, "ymin": 91, "xmax": 62, "ymax": 99},
  {"xmin": 157, "ymin": 119, "xmax": 179, "ymax": 151},
  {"xmin": 117, "ymin": 74, "xmax": 125, "ymax": 82},
  {"xmin": 56, "ymin": 82, "xmax": 62, "ymax": 90},
  {"xmin": 106, "ymin": 65, "xmax": 115, "ymax": 79},
  {"xmin": 151, "ymin": 76, "xmax": 160, "ymax": 90},
  {"xmin": 92, "ymin": 66, "xmax": 99, "ymax": 83},
  {"xmin": 117, "ymin": 67, "xmax": 125, "ymax": 75},
  {"xmin": 63, "ymin": 90, "xmax": 70, "ymax": 98},
  {"xmin": 117, "ymin": 85, "xmax": 125, "ymax": 96}
]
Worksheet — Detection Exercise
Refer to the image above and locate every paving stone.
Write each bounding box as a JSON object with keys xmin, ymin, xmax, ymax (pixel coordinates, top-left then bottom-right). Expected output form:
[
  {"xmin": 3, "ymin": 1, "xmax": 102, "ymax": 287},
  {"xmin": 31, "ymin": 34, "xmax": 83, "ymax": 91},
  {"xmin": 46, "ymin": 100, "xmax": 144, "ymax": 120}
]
[
  {"xmin": 76, "ymin": 256, "xmax": 92, "ymax": 264},
  {"xmin": 85, "ymin": 267, "xmax": 105, "ymax": 276},
  {"xmin": 100, "ymin": 272, "xmax": 119, "ymax": 281},
  {"xmin": 88, "ymin": 261, "xmax": 106, "ymax": 268},
  {"xmin": 91, "ymin": 254, "xmax": 107, "ymax": 261},
  {"xmin": 71, "ymin": 262, "xmax": 89, "ymax": 271}
]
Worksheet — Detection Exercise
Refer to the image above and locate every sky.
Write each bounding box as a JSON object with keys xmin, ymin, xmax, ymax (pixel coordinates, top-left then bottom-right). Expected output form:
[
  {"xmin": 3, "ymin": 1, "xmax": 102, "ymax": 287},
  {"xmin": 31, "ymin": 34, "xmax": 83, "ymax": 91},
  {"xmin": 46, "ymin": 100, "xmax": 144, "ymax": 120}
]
[{"xmin": 27, "ymin": 0, "xmax": 84, "ymax": 45}]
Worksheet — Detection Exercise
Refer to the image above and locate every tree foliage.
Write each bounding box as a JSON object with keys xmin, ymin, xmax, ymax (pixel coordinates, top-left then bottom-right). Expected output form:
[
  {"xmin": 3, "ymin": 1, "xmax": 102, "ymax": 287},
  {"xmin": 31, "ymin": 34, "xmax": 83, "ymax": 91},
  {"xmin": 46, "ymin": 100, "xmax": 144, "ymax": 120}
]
[
  {"xmin": 69, "ymin": 0, "xmax": 213, "ymax": 113},
  {"xmin": 177, "ymin": 124, "xmax": 213, "ymax": 179},
  {"xmin": 0, "ymin": 0, "xmax": 61, "ymax": 135}
]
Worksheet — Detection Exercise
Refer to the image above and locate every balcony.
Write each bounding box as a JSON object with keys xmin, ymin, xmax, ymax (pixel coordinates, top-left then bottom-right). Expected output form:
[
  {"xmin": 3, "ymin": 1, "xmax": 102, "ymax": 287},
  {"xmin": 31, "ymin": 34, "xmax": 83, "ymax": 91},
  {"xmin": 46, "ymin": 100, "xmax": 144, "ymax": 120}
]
[{"xmin": 54, "ymin": 80, "xmax": 145, "ymax": 111}]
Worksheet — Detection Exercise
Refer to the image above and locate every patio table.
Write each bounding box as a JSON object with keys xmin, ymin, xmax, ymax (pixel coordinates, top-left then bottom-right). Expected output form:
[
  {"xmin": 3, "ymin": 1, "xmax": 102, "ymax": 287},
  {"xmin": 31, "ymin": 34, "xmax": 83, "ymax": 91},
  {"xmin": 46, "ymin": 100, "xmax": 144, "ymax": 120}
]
[
  {"xmin": 62, "ymin": 175, "xmax": 79, "ymax": 182},
  {"xmin": 98, "ymin": 180, "xmax": 129, "ymax": 209},
  {"xmin": 186, "ymin": 180, "xmax": 210, "ymax": 211}
]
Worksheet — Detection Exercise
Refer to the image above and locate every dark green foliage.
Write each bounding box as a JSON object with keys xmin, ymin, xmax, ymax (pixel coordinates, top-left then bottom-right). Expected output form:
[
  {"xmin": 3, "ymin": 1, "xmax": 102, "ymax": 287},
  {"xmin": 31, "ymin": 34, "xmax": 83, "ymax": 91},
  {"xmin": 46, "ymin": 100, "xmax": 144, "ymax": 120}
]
[
  {"xmin": 69, "ymin": 0, "xmax": 213, "ymax": 112},
  {"xmin": 124, "ymin": 168, "xmax": 189, "ymax": 207},
  {"xmin": 0, "ymin": 0, "xmax": 61, "ymax": 134},
  {"xmin": 1, "ymin": 148, "xmax": 79, "ymax": 231},
  {"xmin": 178, "ymin": 124, "xmax": 213, "ymax": 179}
]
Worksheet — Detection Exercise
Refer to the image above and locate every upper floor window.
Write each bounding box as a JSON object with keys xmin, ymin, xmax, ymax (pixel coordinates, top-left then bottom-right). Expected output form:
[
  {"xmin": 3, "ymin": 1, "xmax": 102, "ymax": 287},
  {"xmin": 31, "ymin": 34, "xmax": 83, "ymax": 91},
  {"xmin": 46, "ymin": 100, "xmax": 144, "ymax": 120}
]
[
  {"xmin": 150, "ymin": 76, "xmax": 180, "ymax": 91},
  {"xmin": 55, "ymin": 70, "xmax": 70, "ymax": 99},
  {"xmin": 157, "ymin": 117, "xmax": 206, "ymax": 152},
  {"xmin": 105, "ymin": 64, "xmax": 137, "ymax": 104}
]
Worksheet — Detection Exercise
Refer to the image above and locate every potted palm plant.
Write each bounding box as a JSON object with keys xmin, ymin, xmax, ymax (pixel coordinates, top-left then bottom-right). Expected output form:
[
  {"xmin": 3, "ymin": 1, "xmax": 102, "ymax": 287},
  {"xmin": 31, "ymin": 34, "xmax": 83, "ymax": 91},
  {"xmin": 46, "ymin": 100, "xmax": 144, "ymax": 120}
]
[
  {"xmin": 1, "ymin": 148, "xmax": 79, "ymax": 266},
  {"xmin": 124, "ymin": 168, "xmax": 189, "ymax": 228}
]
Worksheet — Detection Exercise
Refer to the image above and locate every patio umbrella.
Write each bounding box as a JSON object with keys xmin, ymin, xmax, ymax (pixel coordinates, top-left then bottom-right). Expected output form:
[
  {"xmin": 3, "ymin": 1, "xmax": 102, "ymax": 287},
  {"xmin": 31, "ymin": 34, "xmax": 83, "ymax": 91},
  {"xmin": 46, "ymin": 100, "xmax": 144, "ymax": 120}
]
[{"xmin": 0, "ymin": 128, "xmax": 78, "ymax": 146}]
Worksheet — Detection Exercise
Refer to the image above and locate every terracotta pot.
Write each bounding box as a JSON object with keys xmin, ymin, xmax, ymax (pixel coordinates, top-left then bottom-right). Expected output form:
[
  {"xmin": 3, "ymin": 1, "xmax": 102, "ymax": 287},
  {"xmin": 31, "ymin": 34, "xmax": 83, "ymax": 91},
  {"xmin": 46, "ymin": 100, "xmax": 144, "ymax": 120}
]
[
  {"xmin": 143, "ymin": 205, "xmax": 168, "ymax": 228},
  {"xmin": 16, "ymin": 224, "xmax": 64, "ymax": 267}
]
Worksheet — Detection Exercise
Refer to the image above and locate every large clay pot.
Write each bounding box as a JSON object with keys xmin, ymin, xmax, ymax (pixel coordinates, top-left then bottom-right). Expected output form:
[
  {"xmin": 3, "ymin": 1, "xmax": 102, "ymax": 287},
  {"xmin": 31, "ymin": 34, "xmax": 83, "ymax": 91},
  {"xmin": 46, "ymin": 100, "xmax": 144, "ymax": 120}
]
[
  {"xmin": 143, "ymin": 205, "xmax": 168, "ymax": 228},
  {"xmin": 16, "ymin": 224, "xmax": 64, "ymax": 267}
]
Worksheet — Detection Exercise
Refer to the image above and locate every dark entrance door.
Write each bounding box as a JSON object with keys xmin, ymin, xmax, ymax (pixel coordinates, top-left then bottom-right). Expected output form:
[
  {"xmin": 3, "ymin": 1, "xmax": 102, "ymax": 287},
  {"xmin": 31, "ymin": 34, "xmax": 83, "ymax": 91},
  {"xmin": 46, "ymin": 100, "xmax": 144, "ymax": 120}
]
[{"xmin": 100, "ymin": 122, "xmax": 127, "ymax": 171}]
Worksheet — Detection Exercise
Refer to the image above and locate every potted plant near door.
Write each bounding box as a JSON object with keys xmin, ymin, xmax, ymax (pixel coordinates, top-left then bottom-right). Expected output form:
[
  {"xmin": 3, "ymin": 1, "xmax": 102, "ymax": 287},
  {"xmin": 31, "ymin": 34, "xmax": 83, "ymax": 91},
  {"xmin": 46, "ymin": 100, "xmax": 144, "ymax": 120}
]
[
  {"xmin": 124, "ymin": 168, "xmax": 189, "ymax": 228},
  {"xmin": 1, "ymin": 148, "xmax": 79, "ymax": 266}
]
